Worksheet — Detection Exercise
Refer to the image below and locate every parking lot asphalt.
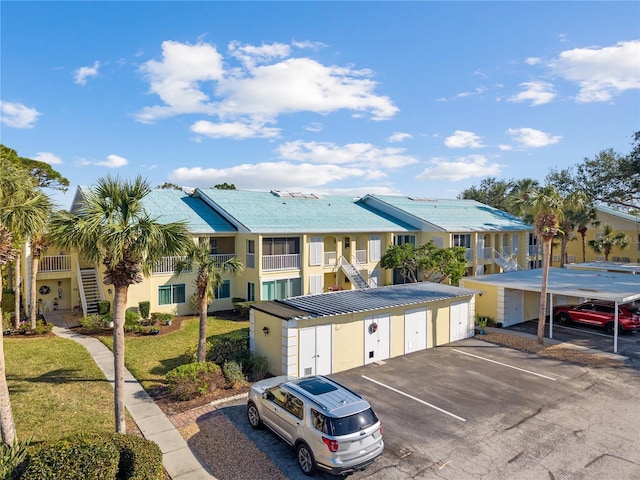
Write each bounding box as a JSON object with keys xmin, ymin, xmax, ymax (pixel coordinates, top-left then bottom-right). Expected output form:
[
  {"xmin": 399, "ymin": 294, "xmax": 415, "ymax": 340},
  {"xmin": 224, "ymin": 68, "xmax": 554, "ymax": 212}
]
[{"xmin": 216, "ymin": 337, "xmax": 640, "ymax": 480}]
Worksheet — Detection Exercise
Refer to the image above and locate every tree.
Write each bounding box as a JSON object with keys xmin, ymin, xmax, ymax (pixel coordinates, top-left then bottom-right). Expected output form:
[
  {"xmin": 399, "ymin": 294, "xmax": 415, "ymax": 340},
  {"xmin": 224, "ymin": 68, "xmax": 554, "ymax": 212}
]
[
  {"xmin": 0, "ymin": 225, "xmax": 18, "ymax": 445},
  {"xmin": 458, "ymin": 178, "xmax": 514, "ymax": 212},
  {"xmin": 157, "ymin": 182, "xmax": 181, "ymax": 190},
  {"xmin": 28, "ymin": 233, "xmax": 49, "ymax": 327},
  {"xmin": 379, "ymin": 243, "xmax": 426, "ymax": 283},
  {"xmin": 509, "ymin": 185, "xmax": 564, "ymax": 344},
  {"xmin": 214, "ymin": 183, "xmax": 236, "ymax": 190},
  {"xmin": 588, "ymin": 224, "xmax": 630, "ymax": 261},
  {"xmin": 49, "ymin": 176, "xmax": 191, "ymax": 433},
  {"xmin": 176, "ymin": 241, "xmax": 244, "ymax": 362},
  {"xmin": 422, "ymin": 246, "xmax": 468, "ymax": 284},
  {"xmin": 0, "ymin": 157, "xmax": 52, "ymax": 328},
  {"xmin": 0, "ymin": 144, "xmax": 69, "ymax": 192}
]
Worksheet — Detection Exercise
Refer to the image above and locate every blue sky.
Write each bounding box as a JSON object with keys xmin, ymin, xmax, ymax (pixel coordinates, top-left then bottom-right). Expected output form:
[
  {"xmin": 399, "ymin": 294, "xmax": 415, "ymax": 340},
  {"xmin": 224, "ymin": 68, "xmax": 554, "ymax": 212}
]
[{"xmin": 2, "ymin": 1, "xmax": 639, "ymax": 209}]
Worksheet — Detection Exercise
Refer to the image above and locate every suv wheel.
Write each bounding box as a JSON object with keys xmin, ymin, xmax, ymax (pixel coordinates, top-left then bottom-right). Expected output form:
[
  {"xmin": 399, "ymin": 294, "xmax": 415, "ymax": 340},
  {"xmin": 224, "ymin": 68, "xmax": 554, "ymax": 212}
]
[
  {"xmin": 557, "ymin": 313, "xmax": 571, "ymax": 325},
  {"xmin": 605, "ymin": 322, "xmax": 615, "ymax": 335},
  {"xmin": 247, "ymin": 402, "xmax": 262, "ymax": 429},
  {"xmin": 296, "ymin": 442, "xmax": 316, "ymax": 476}
]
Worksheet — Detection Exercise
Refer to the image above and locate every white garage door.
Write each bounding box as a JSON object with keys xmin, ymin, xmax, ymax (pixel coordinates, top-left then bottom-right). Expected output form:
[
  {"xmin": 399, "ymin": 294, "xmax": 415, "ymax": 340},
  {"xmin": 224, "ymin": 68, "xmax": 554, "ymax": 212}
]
[
  {"xmin": 449, "ymin": 301, "xmax": 470, "ymax": 342},
  {"xmin": 505, "ymin": 289, "xmax": 524, "ymax": 327},
  {"xmin": 299, "ymin": 324, "xmax": 332, "ymax": 377},
  {"xmin": 404, "ymin": 308, "xmax": 427, "ymax": 354},
  {"xmin": 364, "ymin": 314, "xmax": 390, "ymax": 364}
]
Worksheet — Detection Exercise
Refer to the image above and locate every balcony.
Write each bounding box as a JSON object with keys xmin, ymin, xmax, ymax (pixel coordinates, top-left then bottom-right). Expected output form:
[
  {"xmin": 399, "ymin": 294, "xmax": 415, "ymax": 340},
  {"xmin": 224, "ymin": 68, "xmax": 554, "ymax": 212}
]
[
  {"xmin": 39, "ymin": 255, "xmax": 71, "ymax": 272},
  {"xmin": 324, "ymin": 251, "xmax": 337, "ymax": 266},
  {"xmin": 152, "ymin": 254, "xmax": 236, "ymax": 275},
  {"xmin": 262, "ymin": 254, "xmax": 300, "ymax": 271}
]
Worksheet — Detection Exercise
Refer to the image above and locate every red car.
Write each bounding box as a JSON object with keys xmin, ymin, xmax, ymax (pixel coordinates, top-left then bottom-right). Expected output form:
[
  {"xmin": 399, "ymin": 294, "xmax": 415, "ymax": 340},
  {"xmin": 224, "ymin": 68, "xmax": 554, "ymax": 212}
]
[{"xmin": 553, "ymin": 301, "xmax": 640, "ymax": 334}]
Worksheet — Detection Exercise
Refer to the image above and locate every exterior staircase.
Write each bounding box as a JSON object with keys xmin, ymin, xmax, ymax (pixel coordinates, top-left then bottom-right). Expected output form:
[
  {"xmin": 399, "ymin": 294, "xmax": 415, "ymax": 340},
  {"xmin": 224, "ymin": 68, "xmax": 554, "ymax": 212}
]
[
  {"xmin": 493, "ymin": 249, "xmax": 521, "ymax": 272},
  {"xmin": 78, "ymin": 268, "xmax": 101, "ymax": 315},
  {"xmin": 339, "ymin": 257, "xmax": 370, "ymax": 289}
]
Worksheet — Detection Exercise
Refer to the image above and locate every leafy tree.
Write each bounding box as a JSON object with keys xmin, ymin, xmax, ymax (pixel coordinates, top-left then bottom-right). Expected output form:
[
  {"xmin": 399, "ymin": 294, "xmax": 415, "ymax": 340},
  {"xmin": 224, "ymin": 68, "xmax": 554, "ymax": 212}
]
[
  {"xmin": 176, "ymin": 240, "xmax": 244, "ymax": 362},
  {"xmin": 509, "ymin": 185, "xmax": 564, "ymax": 344},
  {"xmin": 458, "ymin": 178, "xmax": 514, "ymax": 212},
  {"xmin": 214, "ymin": 183, "xmax": 236, "ymax": 190},
  {"xmin": 379, "ymin": 243, "xmax": 426, "ymax": 283},
  {"xmin": 49, "ymin": 176, "xmax": 191, "ymax": 433},
  {"xmin": 588, "ymin": 224, "xmax": 630, "ymax": 261},
  {"xmin": 157, "ymin": 182, "xmax": 181, "ymax": 190},
  {"xmin": 0, "ymin": 225, "xmax": 18, "ymax": 445},
  {"xmin": 0, "ymin": 144, "xmax": 69, "ymax": 192}
]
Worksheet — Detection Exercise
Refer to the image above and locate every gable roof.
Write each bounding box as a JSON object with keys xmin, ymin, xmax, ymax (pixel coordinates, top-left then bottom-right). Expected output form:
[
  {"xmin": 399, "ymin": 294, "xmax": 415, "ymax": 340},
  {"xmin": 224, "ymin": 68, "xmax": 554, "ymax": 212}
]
[
  {"xmin": 193, "ymin": 189, "xmax": 416, "ymax": 234},
  {"xmin": 253, "ymin": 282, "xmax": 478, "ymax": 320},
  {"xmin": 361, "ymin": 195, "xmax": 532, "ymax": 232},
  {"xmin": 597, "ymin": 205, "xmax": 640, "ymax": 224}
]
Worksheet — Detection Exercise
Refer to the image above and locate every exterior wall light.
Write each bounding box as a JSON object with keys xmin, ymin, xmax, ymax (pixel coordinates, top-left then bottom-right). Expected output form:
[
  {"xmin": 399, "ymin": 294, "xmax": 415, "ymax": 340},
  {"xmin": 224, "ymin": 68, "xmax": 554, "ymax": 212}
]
[{"xmin": 262, "ymin": 326, "xmax": 270, "ymax": 336}]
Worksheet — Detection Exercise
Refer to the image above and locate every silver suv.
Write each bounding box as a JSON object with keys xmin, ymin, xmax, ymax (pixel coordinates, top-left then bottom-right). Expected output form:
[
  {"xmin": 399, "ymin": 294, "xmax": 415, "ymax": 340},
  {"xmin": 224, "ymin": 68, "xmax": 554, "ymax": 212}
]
[{"xmin": 247, "ymin": 375, "xmax": 384, "ymax": 476}]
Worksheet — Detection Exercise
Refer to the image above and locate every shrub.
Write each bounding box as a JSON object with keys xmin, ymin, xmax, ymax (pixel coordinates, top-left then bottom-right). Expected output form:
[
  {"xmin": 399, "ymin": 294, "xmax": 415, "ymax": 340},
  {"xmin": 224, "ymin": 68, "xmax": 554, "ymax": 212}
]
[
  {"xmin": 0, "ymin": 438, "xmax": 30, "ymax": 480},
  {"xmin": 124, "ymin": 311, "xmax": 141, "ymax": 333},
  {"xmin": 150, "ymin": 312, "xmax": 174, "ymax": 323},
  {"xmin": 246, "ymin": 353, "xmax": 270, "ymax": 381},
  {"xmin": 79, "ymin": 314, "xmax": 108, "ymax": 334},
  {"xmin": 207, "ymin": 332, "xmax": 250, "ymax": 365},
  {"xmin": 3, "ymin": 311, "xmax": 12, "ymax": 332},
  {"xmin": 111, "ymin": 434, "xmax": 162, "ymax": 480},
  {"xmin": 33, "ymin": 319, "xmax": 53, "ymax": 335},
  {"xmin": 97, "ymin": 300, "xmax": 111, "ymax": 315},
  {"xmin": 232, "ymin": 301, "xmax": 251, "ymax": 320},
  {"xmin": 166, "ymin": 362, "xmax": 224, "ymax": 401},
  {"xmin": 222, "ymin": 360, "xmax": 247, "ymax": 388},
  {"xmin": 1, "ymin": 292, "xmax": 15, "ymax": 315},
  {"xmin": 184, "ymin": 341, "xmax": 212, "ymax": 364},
  {"xmin": 138, "ymin": 301, "xmax": 150, "ymax": 320},
  {"xmin": 21, "ymin": 434, "xmax": 119, "ymax": 480}
]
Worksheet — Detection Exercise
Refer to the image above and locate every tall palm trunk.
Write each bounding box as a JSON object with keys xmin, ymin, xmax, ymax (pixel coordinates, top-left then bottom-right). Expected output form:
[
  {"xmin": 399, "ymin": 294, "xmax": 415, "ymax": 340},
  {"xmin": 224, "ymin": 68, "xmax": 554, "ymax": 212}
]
[
  {"xmin": 0, "ymin": 273, "xmax": 17, "ymax": 445},
  {"xmin": 29, "ymin": 251, "xmax": 41, "ymax": 328},
  {"xmin": 13, "ymin": 255, "xmax": 20, "ymax": 329},
  {"xmin": 112, "ymin": 284, "xmax": 128, "ymax": 434},
  {"xmin": 198, "ymin": 293, "xmax": 209, "ymax": 362},
  {"xmin": 537, "ymin": 237, "xmax": 552, "ymax": 344}
]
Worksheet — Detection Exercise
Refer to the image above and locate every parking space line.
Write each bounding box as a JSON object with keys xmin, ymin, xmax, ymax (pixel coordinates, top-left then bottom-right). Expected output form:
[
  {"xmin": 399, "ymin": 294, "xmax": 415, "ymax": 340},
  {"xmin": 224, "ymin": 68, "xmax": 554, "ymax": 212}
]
[
  {"xmin": 452, "ymin": 349, "xmax": 557, "ymax": 381},
  {"xmin": 361, "ymin": 375, "xmax": 466, "ymax": 422}
]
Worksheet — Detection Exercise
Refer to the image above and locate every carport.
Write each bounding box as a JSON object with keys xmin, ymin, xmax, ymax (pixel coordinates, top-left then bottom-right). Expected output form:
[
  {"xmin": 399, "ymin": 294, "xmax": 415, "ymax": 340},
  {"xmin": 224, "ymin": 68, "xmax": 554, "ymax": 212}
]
[{"xmin": 460, "ymin": 267, "xmax": 640, "ymax": 353}]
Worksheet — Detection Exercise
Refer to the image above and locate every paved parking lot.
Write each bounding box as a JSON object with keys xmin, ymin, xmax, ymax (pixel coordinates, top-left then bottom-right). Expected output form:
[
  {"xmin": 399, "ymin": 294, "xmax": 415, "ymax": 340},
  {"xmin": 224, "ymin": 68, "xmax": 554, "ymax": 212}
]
[{"xmin": 217, "ymin": 338, "xmax": 640, "ymax": 479}]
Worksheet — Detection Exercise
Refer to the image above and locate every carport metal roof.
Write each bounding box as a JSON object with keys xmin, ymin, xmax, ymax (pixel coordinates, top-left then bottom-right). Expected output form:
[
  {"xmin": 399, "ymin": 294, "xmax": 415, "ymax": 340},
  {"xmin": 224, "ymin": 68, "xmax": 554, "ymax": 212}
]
[
  {"xmin": 464, "ymin": 267, "xmax": 640, "ymax": 303},
  {"xmin": 253, "ymin": 282, "xmax": 479, "ymax": 320},
  {"xmin": 565, "ymin": 262, "xmax": 640, "ymax": 275}
]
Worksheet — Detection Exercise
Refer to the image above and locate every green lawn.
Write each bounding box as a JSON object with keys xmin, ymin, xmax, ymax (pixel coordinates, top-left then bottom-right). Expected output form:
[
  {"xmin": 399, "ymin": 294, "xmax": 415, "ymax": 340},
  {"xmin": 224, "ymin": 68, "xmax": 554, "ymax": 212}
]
[
  {"xmin": 99, "ymin": 317, "xmax": 249, "ymax": 392},
  {"xmin": 4, "ymin": 335, "xmax": 114, "ymax": 444}
]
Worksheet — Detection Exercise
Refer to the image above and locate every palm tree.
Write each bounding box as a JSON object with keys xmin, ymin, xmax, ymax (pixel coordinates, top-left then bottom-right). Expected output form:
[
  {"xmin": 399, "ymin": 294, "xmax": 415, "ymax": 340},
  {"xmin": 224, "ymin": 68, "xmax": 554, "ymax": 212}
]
[
  {"xmin": 0, "ymin": 158, "xmax": 51, "ymax": 328},
  {"xmin": 557, "ymin": 191, "xmax": 589, "ymax": 267},
  {"xmin": 509, "ymin": 185, "xmax": 564, "ymax": 344},
  {"xmin": 176, "ymin": 240, "xmax": 244, "ymax": 362},
  {"xmin": 49, "ymin": 176, "xmax": 191, "ymax": 433},
  {"xmin": 575, "ymin": 207, "xmax": 600, "ymax": 262},
  {"xmin": 588, "ymin": 224, "xmax": 630, "ymax": 261},
  {"xmin": 28, "ymin": 233, "xmax": 49, "ymax": 328},
  {"xmin": 0, "ymin": 225, "xmax": 18, "ymax": 445}
]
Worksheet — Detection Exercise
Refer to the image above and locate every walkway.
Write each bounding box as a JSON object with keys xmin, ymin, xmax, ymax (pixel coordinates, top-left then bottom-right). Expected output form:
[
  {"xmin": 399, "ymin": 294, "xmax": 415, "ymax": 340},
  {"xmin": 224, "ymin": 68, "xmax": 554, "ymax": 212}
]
[{"xmin": 47, "ymin": 311, "xmax": 217, "ymax": 480}]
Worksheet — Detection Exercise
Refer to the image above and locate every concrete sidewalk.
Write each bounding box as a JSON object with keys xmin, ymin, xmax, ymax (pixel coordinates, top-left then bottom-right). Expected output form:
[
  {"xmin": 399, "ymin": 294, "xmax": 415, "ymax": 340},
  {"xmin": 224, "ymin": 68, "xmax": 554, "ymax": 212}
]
[{"xmin": 48, "ymin": 311, "xmax": 216, "ymax": 480}]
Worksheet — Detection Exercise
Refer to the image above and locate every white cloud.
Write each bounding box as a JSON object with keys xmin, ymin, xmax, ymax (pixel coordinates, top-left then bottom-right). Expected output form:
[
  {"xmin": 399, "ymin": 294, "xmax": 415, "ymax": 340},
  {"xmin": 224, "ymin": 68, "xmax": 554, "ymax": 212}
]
[
  {"xmin": 34, "ymin": 152, "xmax": 63, "ymax": 165},
  {"xmin": 169, "ymin": 162, "xmax": 367, "ymax": 190},
  {"xmin": 277, "ymin": 140, "xmax": 418, "ymax": 169},
  {"xmin": 191, "ymin": 120, "xmax": 280, "ymax": 139},
  {"xmin": 549, "ymin": 40, "xmax": 640, "ymax": 102},
  {"xmin": 74, "ymin": 61, "xmax": 100, "ymax": 85},
  {"xmin": 135, "ymin": 40, "xmax": 398, "ymax": 125},
  {"xmin": 498, "ymin": 144, "xmax": 512, "ymax": 151},
  {"xmin": 135, "ymin": 40, "xmax": 225, "ymax": 122},
  {"xmin": 525, "ymin": 57, "xmax": 541, "ymax": 66},
  {"xmin": 508, "ymin": 81, "xmax": 556, "ymax": 106},
  {"xmin": 416, "ymin": 155, "xmax": 504, "ymax": 182},
  {"xmin": 388, "ymin": 132, "xmax": 412, "ymax": 143},
  {"xmin": 304, "ymin": 122, "xmax": 323, "ymax": 132},
  {"xmin": 0, "ymin": 101, "xmax": 41, "ymax": 128},
  {"xmin": 444, "ymin": 130, "xmax": 485, "ymax": 149},
  {"xmin": 507, "ymin": 127, "xmax": 561, "ymax": 147},
  {"xmin": 96, "ymin": 154, "xmax": 128, "ymax": 168},
  {"xmin": 456, "ymin": 87, "xmax": 487, "ymax": 98}
]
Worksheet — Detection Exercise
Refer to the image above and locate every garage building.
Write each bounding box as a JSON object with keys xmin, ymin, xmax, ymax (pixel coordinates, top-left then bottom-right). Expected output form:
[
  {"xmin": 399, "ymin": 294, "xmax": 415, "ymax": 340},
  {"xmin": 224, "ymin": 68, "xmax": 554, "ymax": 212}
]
[{"xmin": 250, "ymin": 282, "xmax": 478, "ymax": 376}]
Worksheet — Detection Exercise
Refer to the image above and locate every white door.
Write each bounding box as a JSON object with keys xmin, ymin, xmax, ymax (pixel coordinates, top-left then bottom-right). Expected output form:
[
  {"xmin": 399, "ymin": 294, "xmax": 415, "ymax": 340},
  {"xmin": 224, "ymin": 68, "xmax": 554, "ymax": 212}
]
[
  {"xmin": 364, "ymin": 314, "xmax": 390, "ymax": 364},
  {"xmin": 505, "ymin": 289, "xmax": 524, "ymax": 327},
  {"xmin": 299, "ymin": 325, "xmax": 332, "ymax": 376},
  {"xmin": 449, "ymin": 301, "xmax": 469, "ymax": 342},
  {"xmin": 404, "ymin": 308, "xmax": 427, "ymax": 354}
]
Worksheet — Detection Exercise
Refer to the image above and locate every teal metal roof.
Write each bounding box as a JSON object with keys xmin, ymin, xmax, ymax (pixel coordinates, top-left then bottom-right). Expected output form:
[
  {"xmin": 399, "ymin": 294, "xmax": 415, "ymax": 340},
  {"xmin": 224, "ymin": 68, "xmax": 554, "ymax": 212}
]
[
  {"xmin": 363, "ymin": 195, "xmax": 531, "ymax": 232},
  {"xmin": 142, "ymin": 189, "xmax": 236, "ymax": 234},
  {"xmin": 195, "ymin": 189, "xmax": 416, "ymax": 234},
  {"xmin": 597, "ymin": 205, "xmax": 639, "ymax": 223}
]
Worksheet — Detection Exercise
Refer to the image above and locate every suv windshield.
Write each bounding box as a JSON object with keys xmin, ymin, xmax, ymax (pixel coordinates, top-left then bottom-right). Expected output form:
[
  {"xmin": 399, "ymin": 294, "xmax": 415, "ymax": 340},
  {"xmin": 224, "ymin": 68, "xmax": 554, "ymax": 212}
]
[{"xmin": 326, "ymin": 408, "xmax": 378, "ymax": 436}]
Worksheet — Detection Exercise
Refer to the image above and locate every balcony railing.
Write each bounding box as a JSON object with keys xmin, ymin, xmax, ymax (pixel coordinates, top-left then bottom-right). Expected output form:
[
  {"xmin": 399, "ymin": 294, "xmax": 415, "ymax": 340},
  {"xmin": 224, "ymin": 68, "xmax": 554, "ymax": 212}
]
[
  {"xmin": 152, "ymin": 254, "xmax": 236, "ymax": 275},
  {"xmin": 262, "ymin": 254, "xmax": 300, "ymax": 271},
  {"xmin": 478, "ymin": 247, "xmax": 493, "ymax": 259},
  {"xmin": 355, "ymin": 249, "xmax": 367, "ymax": 264},
  {"xmin": 324, "ymin": 251, "xmax": 337, "ymax": 266},
  {"xmin": 464, "ymin": 248, "xmax": 473, "ymax": 261},
  {"xmin": 39, "ymin": 255, "xmax": 71, "ymax": 272}
]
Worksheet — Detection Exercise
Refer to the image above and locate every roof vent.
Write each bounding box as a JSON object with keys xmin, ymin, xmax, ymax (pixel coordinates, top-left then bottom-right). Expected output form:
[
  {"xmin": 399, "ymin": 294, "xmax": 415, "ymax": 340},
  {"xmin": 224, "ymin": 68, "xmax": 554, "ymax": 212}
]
[
  {"xmin": 409, "ymin": 197, "xmax": 437, "ymax": 202},
  {"xmin": 271, "ymin": 190, "xmax": 323, "ymax": 200}
]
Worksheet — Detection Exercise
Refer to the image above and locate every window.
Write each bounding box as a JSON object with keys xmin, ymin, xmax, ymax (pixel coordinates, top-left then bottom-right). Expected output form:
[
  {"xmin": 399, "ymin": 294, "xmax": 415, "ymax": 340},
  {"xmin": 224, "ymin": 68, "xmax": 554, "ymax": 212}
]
[
  {"xmin": 261, "ymin": 277, "xmax": 302, "ymax": 300},
  {"xmin": 214, "ymin": 280, "xmax": 230, "ymax": 299},
  {"xmin": 452, "ymin": 234, "xmax": 471, "ymax": 248},
  {"xmin": 344, "ymin": 237, "xmax": 351, "ymax": 249},
  {"xmin": 158, "ymin": 284, "xmax": 186, "ymax": 305},
  {"xmin": 311, "ymin": 409, "xmax": 328, "ymax": 434},
  {"xmin": 394, "ymin": 235, "xmax": 416, "ymax": 246},
  {"xmin": 369, "ymin": 236, "xmax": 381, "ymax": 262},
  {"xmin": 246, "ymin": 240, "xmax": 255, "ymax": 269},
  {"xmin": 263, "ymin": 237, "xmax": 300, "ymax": 255},
  {"xmin": 266, "ymin": 388, "xmax": 303, "ymax": 419},
  {"xmin": 247, "ymin": 282, "xmax": 255, "ymax": 301}
]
